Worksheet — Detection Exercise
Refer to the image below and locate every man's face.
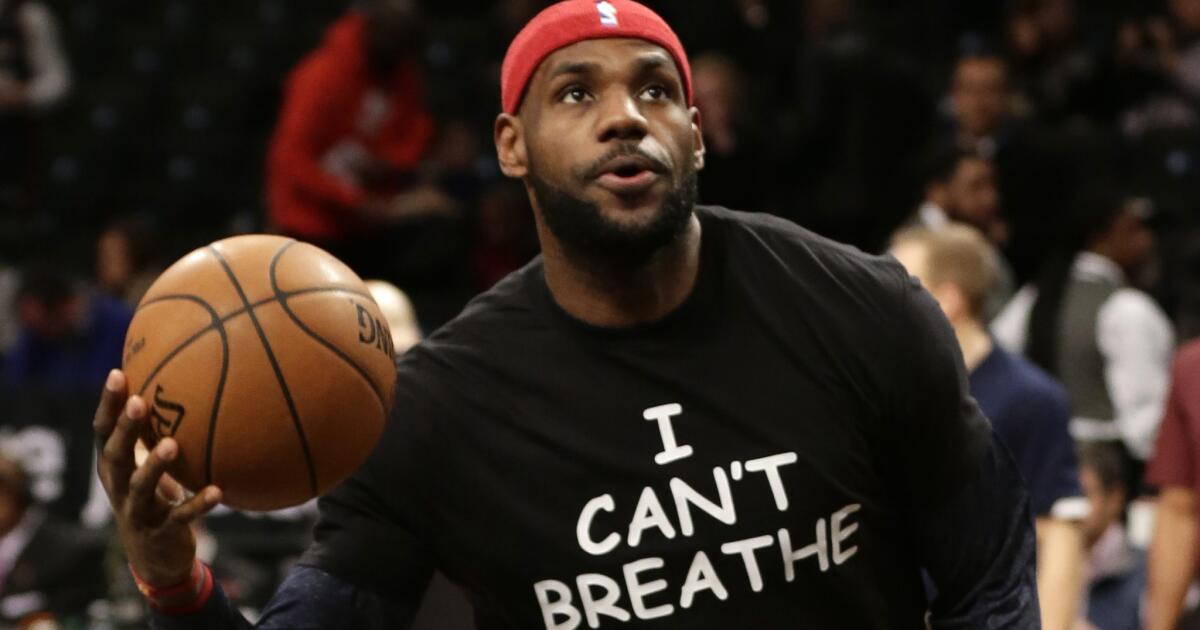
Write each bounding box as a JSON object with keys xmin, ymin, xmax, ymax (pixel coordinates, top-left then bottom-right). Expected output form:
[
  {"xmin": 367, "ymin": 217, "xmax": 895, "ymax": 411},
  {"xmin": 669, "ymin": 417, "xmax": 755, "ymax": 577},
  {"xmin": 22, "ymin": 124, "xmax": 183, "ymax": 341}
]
[
  {"xmin": 97, "ymin": 229, "xmax": 133, "ymax": 293},
  {"xmin": 1103, "ymin": 205, "xmax": 1156, "ymax": 276},
  {"xmin": 944, "ymin": 158, "xmax": 999, "ymax": 229},
  {"xmin": 951, "ymin": 58, "xmax": 1009, "ymax": 140},
  {"xmin": 365, "ymin": 0, "xmax": 421, "ymax": 74},
  {"xmin": 497, "ymin": 38, "xmax": 704, "ymax": 267}
]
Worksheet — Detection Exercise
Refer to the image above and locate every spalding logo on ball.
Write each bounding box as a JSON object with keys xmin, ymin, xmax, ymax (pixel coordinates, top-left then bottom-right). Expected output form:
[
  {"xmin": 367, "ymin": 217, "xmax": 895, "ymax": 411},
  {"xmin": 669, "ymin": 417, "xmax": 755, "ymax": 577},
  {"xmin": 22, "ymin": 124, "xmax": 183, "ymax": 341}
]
[{"xmin": 122, "ymin": 235, "xmax": 397, "ymax": 511}]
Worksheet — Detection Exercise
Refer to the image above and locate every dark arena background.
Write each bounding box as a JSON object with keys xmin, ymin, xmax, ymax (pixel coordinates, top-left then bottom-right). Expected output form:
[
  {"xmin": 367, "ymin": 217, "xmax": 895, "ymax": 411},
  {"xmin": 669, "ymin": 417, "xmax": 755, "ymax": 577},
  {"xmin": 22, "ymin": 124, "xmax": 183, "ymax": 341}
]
[{"xmin": 2, "ymin": 0, "xmax": 1200, "ymax": 628}]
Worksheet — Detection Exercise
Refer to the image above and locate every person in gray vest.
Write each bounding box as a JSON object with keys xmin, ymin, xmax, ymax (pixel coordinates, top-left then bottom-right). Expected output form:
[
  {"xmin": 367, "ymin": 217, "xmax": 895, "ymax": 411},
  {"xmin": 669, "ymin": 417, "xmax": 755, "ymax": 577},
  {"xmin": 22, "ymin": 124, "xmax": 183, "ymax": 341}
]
[{"xmin": 993, "ymin": 191, "xmax": 1174, "ymax": 467}]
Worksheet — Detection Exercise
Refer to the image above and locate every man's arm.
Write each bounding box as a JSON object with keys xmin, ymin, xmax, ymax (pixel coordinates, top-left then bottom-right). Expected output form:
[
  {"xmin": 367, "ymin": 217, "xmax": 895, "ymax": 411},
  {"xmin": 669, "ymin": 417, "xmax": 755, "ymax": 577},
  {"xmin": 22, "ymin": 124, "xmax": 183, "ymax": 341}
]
[
  {"xmin": 1022, "ymin": 383, "xmax": 1087, "ymax": 630},
  {"xmin": 1145, "ymin": 352, "xmax": 1199, "ymax": 630},
  {"xmin": 93, "ymin": 370, "xmax": 433, "ymax": 630},
  {"xmin": 888, "ymin": 271, "xmax": 1040, "ymax": 628},
  {"xmin": 1034, "ymin": 517, "xmax": 1085, "ymax": 630},
  {"xmin": 1097, "ymin": 290, "xmax": 1175, "ymax": 460},
  {"xmin": 1147, "ymin": 487, "xmax": 1197, "ymax": 630}
]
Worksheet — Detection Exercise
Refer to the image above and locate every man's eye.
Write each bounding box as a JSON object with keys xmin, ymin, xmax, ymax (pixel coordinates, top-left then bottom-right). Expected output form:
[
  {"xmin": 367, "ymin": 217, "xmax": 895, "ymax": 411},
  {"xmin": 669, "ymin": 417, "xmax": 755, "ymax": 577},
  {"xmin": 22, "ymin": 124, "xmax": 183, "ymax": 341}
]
[
  {"xmin": 562, "ymin": 87, "xmax": 590, "ymax": 103},
  {"xmin": 640, "ymin": 85, "xmax": 668, "ymax": 100}
]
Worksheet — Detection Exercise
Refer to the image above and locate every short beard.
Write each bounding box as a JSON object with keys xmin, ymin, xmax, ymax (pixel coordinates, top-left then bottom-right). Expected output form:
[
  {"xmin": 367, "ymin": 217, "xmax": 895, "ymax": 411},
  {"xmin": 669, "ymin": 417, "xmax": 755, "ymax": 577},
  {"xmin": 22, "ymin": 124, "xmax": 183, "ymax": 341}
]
[{"xmin": 529, "ymin": 162, "xmax": 697, "ymax": 272}]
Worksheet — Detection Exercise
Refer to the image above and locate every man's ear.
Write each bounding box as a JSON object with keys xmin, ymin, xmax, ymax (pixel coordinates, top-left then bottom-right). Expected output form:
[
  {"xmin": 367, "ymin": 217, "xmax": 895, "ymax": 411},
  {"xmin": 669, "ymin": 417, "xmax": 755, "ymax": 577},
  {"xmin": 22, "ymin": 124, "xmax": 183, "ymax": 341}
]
[
  {"xmin": 689, "ymin": 106, "xmax": 706, "ymax": 172},
  {"xmin": 495, "ymin": 113, "xmax": 528, "ymax": 179}
]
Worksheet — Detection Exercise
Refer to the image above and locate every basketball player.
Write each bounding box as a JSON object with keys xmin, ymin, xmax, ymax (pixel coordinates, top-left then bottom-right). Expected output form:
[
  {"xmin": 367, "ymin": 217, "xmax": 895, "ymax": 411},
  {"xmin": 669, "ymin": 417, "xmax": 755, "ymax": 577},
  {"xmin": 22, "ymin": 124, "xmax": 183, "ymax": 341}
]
[{"xmin": 94, "ymin": 1, "xmax": 1039, "ymax": 628}]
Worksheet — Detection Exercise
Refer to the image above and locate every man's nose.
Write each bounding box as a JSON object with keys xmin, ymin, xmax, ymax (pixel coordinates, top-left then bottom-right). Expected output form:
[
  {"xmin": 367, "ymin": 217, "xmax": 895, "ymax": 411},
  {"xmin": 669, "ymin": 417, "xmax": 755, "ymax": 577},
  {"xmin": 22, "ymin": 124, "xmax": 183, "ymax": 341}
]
[{"xmin": 595, "ymin": 91, "xmax": 649, "ymax": 143}]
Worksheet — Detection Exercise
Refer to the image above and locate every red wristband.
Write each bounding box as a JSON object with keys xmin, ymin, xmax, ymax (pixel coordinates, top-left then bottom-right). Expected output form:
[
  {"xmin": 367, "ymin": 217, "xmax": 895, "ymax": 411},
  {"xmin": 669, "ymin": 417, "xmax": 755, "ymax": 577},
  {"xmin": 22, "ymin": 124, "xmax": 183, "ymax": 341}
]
[{"xmin": 129, "ymin": 558, "xmax": 215, "ymax": 615}]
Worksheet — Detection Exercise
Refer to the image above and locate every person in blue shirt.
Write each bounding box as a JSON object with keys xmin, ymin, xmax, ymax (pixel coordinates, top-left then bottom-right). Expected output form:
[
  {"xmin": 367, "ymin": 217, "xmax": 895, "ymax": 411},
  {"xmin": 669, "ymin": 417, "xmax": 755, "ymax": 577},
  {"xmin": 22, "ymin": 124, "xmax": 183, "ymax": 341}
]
[
  {"xmin": 4, "ymin": 264, "xmax": 132, "ymax": 389},
  {"xmin": 894, "ymin": 223, "xmax": 1086, "ymax": 630}
]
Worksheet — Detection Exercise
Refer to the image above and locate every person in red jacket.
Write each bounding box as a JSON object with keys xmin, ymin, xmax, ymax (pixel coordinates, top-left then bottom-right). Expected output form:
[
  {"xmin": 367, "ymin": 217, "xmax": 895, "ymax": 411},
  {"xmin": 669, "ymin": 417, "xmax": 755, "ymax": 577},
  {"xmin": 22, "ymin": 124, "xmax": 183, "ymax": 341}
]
[{"xmin": 266, "ymin": 0, "xmax": 456, "ymax": 280}]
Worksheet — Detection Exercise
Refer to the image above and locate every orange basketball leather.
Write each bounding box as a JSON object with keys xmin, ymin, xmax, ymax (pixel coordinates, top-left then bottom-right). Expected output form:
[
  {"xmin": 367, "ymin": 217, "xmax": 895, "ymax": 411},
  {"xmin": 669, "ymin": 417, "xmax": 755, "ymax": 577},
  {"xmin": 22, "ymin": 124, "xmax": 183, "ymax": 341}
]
[{"xmin": 122, "ymin": 235, "xmax": 396, "ymax": 511}]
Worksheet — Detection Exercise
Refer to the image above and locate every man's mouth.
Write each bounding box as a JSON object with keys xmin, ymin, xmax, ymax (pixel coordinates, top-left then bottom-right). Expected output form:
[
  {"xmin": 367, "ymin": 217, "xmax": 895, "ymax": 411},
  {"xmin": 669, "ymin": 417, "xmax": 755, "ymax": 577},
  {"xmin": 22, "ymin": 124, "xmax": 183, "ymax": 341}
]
[{"xmin": 593, "ymin": 155, "xmax": 665, "ymax": 196}]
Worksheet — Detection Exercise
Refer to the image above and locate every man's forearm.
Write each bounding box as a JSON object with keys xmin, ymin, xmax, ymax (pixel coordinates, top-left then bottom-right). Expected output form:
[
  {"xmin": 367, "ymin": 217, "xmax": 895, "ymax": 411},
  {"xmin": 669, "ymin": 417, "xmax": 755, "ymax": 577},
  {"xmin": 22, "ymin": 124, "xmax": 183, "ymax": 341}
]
[
  {"xmin": 149, "ymin": 579, "xmax": 252, "ymax": 630},
  {"xmin": 1147, "ymin": 488, "xmax": 1197, "ymax": 630},
  {"xmin": 1034, "ymin": 517, "xmax": 1084, "ymax": 630},
  {"xmin": 152, "ymin": 564, "xmax": 420, "ymax": 630}
]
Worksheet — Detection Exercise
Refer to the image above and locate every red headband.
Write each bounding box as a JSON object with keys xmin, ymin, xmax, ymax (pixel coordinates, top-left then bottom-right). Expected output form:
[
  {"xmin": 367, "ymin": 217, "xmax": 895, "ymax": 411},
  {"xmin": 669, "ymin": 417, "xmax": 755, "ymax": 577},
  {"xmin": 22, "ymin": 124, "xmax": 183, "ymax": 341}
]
[{"xmin": 500, "ymin": 0, "xmax": 693, "ymax": 115}]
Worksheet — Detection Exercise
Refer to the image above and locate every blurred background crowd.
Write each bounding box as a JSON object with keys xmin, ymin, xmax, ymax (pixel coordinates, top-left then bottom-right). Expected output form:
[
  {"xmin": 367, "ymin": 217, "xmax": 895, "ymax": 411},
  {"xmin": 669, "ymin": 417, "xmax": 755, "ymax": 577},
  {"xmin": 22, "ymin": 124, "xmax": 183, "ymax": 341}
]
[{"xmin": 2, "ymin": 0, "xmax": 1200, "ymax": 628}]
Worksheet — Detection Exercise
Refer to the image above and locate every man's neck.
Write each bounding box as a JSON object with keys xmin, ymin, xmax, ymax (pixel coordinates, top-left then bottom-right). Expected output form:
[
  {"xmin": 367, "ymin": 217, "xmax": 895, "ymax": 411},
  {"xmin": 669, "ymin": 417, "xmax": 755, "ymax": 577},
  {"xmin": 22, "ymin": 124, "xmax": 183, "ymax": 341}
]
[
  {"xmin": 954, "ymin": 318, "xmax": 994, "ymax": 372},
  {"xmin": 540, "ymin": 215, "xmax": 703, "ymax": 328}
]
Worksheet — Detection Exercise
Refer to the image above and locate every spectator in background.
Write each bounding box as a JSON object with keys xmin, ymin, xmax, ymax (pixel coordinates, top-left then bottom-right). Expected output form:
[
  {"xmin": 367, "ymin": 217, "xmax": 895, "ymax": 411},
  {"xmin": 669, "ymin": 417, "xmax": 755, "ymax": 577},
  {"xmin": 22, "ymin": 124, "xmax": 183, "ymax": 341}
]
[
  {"xmin": 95, "ymin": 219, "xmax": 159, "ymax": 308},
  {"xmin": 994, "ymin": 193, "xmax": 1174, "ymax": 467},
  {"xmin": 0, "ymin": 0, "xmax": 69, "ymax": 219},
  {"xmin": 950, "ymin": 52, "xmax": 1013, "ymax": 153},
  {"xmin": 1005, "ymin": 0, "xmax": 1106, "ymax": 126},
  {"xmin": 267, "ymin": 0, "xmax": 458, "ymax": 283},
  {"xmin": 691, "ymin": 53, "xmax": 771, "ymax": 213},
  {"xmin": 1145, "ymin": 339, "xmax": 1200, "ymax": 630},
  {"xmin": 471, "ymin": 183, "xmax": 535, "ymax": 290},
  {"xmin": 1077, "ymin": 442, "xmax": 1145, "ymax": 630},
  {"xmin": 784, "ymin": 0, "xmax": 936, "ymax": 251},
  {"xmin": 902, "ymin": 145, "xmax": 1014, "ymax": 317},
  {"xmin": 1113, "ymin": 0, "xmax": 1200, "ymax": 137},
  {"xmin": 0, "ymin": 452, "xmax": 105, "ymax": 626},
  {"xmin": 947, "ymin": 51, "xmax": 1073, "ymax": 283},
  {"xmin": 892, "ymin": 225, "xmax": 1086, "ymax": 630},
  {"xmin": 906, "ymin": 146, "xmax": 1003, "ymax": 238},
  {"xmin": 3, "ymin": 265, "xmax": 131, "ymax": 389}
]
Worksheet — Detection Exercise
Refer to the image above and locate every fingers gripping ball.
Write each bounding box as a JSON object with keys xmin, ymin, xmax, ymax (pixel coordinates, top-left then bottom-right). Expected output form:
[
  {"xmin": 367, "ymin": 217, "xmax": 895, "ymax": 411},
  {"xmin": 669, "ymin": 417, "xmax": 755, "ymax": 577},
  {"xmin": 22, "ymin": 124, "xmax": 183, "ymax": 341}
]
[{"xmin": 121, "ymin": 236, "xmax": 397, "ymax": 510}]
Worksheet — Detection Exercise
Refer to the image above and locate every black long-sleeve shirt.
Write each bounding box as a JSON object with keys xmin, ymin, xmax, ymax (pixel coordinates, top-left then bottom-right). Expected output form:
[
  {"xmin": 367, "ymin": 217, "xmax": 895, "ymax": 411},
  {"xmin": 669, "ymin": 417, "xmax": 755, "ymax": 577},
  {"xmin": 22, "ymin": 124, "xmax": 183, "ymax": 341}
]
[{"xmin": 153, "ymin": 206, "xmax": 1040, "ymax": 629}]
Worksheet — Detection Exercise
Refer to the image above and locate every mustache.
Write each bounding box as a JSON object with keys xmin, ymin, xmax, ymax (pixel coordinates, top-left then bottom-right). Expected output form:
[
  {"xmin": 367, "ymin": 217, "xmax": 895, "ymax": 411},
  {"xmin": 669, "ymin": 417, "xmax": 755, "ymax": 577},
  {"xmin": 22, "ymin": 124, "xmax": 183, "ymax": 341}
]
[{"xmin": 577, "ymin": 144, "xmax": 671, "ymax": 181}]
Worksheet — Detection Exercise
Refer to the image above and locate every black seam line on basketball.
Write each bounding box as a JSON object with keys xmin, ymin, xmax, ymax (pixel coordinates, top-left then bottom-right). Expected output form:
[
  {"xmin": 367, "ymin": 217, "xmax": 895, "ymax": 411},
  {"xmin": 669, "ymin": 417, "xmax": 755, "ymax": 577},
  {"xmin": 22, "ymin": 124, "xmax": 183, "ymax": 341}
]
[
  {"xmin": 267, "ymin": 240, "xmax": 390, "ymax": 417},
  {"xmin": 136, "ymin": 285, "xmax": 373, "ymax": 317},
  {"xmin": 205, "ymin": 245, "xmax": 319, "ymax": 499},
  {"xmin": 131, "ymin": 295, "xmax": 230, "ymax": 489}
]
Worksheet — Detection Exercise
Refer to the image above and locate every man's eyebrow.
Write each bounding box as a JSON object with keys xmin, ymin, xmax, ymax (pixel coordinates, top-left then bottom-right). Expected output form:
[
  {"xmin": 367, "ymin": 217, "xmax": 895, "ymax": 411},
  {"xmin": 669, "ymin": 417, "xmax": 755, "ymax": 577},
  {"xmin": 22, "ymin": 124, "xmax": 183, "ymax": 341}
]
[
  {"xmin": 633, "ymin": 53, "xmax": 682, "ymax": 85},
  {"xmin": 635, "ymin": 54, "xmax": 672, "ymax": 73},
  {"xmin": 548, "ymin": 60, "xmax": 601, "ymax": 80}
]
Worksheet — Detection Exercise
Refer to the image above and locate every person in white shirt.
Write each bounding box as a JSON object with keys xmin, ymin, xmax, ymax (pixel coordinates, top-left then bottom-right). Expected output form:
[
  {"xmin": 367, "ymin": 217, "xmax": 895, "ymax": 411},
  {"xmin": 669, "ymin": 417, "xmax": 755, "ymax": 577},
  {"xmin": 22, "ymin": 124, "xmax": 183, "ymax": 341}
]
[{"xmin": 993, "ymin": 193, "xmax": 1174, "ymax": 464}]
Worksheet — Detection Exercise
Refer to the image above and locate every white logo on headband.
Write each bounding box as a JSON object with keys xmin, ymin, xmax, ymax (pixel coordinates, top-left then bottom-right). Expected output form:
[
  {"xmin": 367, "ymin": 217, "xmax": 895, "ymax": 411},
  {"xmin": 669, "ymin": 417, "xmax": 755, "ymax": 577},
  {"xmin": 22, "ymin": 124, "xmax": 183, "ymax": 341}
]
[{"xmin": 597, "ymin": 1, "xmax": 618, "ymax": 27}]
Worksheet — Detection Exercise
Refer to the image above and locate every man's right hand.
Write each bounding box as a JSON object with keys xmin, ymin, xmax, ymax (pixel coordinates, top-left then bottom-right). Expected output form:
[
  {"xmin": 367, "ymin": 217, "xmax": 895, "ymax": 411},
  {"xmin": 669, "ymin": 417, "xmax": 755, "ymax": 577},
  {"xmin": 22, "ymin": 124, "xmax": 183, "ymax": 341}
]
[{"xmin": 94, "ymin": 369, "xmax": 223, "ymax": 587}]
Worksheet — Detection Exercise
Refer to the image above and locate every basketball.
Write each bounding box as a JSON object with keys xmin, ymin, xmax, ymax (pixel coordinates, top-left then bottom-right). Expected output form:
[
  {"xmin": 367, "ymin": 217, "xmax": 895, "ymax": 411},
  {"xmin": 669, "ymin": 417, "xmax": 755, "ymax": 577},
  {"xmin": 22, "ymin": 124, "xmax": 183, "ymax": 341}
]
[{"xmin": 121, "ymin": 235, "xmax": 397, "ymax": 511}]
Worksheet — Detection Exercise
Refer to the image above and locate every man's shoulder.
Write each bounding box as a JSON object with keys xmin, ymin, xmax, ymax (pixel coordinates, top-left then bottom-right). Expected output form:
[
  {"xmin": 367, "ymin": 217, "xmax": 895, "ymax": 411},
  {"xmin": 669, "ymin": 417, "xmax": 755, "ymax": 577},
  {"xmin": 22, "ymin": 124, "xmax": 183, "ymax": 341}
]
[
  {"xmin": 397, "ymin": 259, "xmax": 544, "ymax": 382},
  {"xmin": 699, "ymin": 205, "xmax": 905, "ymax": 290},
  {"xmin": 984, "ymin": 348, "xmax": 1070, "ymax": 418},
  {"xmin": 432, "ymin": 257, "xmax": 543, "ymax": 341}
]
